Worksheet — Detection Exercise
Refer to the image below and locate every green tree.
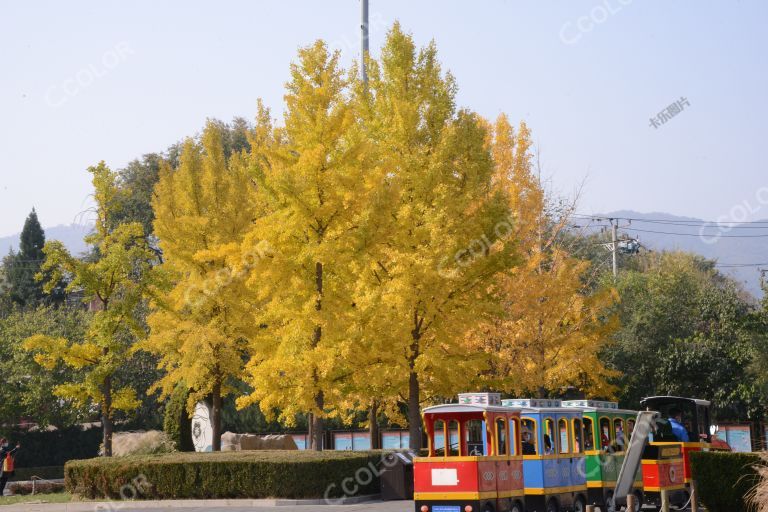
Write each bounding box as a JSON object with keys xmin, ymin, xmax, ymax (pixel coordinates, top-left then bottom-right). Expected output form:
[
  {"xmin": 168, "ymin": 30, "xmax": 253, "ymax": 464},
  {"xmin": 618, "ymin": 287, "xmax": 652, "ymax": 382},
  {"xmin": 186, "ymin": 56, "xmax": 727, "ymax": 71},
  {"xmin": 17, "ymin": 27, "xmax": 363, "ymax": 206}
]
[
  {"xmin": 603, "ymin": 251, "xmax": 767, "ymax": 420},
  {"xmin": 4, "ymin": 209, "xmax": 54, "ymax": 307},
  {"xmin": 23, "ymin": 162, "xmax": 160, "ymax": 456},
  {"xmin": 0, "ymin": 305, "xmax": 92, "ymax": 427}
]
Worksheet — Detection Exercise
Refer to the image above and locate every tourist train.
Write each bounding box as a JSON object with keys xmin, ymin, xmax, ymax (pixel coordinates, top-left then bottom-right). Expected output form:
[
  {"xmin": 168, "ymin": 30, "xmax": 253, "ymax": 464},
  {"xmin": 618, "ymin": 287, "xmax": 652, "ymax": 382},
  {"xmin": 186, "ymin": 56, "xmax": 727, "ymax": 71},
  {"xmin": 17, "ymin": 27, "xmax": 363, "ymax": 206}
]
[{"xmin": 413, "ymin": 392, "xmax": 720, "ymax": 512}]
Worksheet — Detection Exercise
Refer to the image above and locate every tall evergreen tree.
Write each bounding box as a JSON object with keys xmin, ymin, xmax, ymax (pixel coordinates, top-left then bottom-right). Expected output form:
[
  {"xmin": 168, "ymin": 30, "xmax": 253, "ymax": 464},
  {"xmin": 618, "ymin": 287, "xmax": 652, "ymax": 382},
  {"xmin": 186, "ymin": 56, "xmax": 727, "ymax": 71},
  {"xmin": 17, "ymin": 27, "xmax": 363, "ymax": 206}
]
[{"xmin": 6, "ymin": 209, "xmax": 48, "ymax": 307}]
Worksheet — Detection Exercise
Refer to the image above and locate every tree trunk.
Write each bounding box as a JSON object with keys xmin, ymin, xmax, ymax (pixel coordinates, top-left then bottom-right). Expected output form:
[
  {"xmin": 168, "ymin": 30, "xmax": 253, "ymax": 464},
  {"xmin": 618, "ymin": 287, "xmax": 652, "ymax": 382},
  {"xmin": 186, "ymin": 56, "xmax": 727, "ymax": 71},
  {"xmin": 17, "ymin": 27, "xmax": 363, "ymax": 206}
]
[
  {"xmin": 408, "ymin": 312, "xmax": 423, "ymax": 451},
  {"xmin": 369, "ymin": 400, "xmax": 380, "ymax": 450},
  {"xmin": 102, "ymin": 376, "xmax": 113, "ymax": 457},
  {"xmin": 211, "ymin": 381, "xmax": 222, "ymax": 451},
  {"xmin": 309, "ymin": 261, "xmax": 324, "ymax": 451},
  {"xmin": 311, "ymin": 389, "xmax": 324, "ymax": 451},
  {"xmin": 307, "ymin": 412, "xmax": 314, "ymax": 449},
  {"xmin": 408, "ymin": 370, "xmax": 421, "ymax": 450}
]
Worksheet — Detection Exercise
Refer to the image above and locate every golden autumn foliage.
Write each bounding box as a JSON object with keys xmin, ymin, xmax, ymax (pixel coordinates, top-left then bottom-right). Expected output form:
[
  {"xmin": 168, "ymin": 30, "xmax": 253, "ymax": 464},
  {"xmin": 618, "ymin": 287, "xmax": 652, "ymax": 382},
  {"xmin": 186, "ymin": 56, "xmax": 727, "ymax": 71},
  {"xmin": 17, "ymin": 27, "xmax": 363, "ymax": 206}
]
[
  {"xmin": 235, "ymin": 41, "xmax": 390, "ymax": 450},
  {"xmin": 338, "ymin": 25, "xmax": 519, "ymax": 448},
  {"xmin": 469, "ymin": 115, "xmax": 619, "ymax": 398},
  {"xmin": 139, "ymin": 121, "xmax": 263, "ymax": 450},
  {"xmin": 22, "ymin": 24, "xmax": 624, "ymax": 455}
]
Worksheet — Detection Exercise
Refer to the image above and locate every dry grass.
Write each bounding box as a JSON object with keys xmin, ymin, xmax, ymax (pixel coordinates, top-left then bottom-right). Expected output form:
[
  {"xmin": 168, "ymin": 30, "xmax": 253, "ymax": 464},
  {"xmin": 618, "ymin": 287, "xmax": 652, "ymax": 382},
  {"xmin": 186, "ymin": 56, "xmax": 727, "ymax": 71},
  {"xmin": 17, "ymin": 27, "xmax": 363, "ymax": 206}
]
[
  {"xmin": 747, "ymin": 451, "xmax": 768, "ymax": 512},
  {"xmin": 100, "ymin": 430, "xmax": 176, "ymax": 457}
]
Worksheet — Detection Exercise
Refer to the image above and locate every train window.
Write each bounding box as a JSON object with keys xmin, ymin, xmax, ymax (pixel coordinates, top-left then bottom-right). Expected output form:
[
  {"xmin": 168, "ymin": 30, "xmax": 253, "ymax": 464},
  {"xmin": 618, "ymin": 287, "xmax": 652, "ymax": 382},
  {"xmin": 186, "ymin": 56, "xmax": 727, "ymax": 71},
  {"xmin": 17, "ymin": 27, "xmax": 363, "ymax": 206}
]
[
  {"xmin": 466, "ymin": 419, "xmax": 486, "ymax": 456},
  {"xmin": 496, "ymin": 418, "xmax": 508, "ymax": 456},
  {"xmin": 521, "ymin": 418, "xmax": 537, "ymax": 455},
  {"xmin": 614, "ymin": 419, "xmax": 626, "ymax": 450},
  {"xmin": 544, "ymin": 418, "xmax": 556, "ymax": 455},
  {"xmin": 558, "ymin": 418, "xmax": 570, "ymax": 454},
  {"xmin": 573, "ymin": 418, "xmax": 584, "ymax": 453},
  {"xmin": 434, "ymin": 419, "xmax": 446, "ymax": 454},
  {"xmin": 583, "ymin": 417, "xmax": 595, "ymax": 450},
  {"xmin": 509, "ymin": 418, "xmax": 519, "ymax": 456},
  {"xmin": 448, "ymin": 421, "xmax": 459, "ymax": 456},
  {"xmin": 599, "ymin": 418, "xmax": 612, "ymax": 450},
  {"xmin": 627, "ymin": 419, "xmax": 635, "ymax": 437}
]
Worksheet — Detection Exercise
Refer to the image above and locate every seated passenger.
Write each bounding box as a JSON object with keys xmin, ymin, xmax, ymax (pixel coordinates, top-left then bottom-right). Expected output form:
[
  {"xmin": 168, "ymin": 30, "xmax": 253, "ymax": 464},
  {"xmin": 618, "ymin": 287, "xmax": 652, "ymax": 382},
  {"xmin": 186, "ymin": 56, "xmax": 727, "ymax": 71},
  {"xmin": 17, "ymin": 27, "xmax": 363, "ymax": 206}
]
[
  {"xmin": 543, "ymin": 434, "xmax": 554, "ymax": 455},
  {"xmin": 668, "ymin": 407, "xmax": 690, "ymax": 442},
  {"xmin": 601, "ymin": 427, "xmax": 611, "ymax": 450},
  {"xmin": 522, "ymin": 431, "xmax": 536, "ymax": 455}
]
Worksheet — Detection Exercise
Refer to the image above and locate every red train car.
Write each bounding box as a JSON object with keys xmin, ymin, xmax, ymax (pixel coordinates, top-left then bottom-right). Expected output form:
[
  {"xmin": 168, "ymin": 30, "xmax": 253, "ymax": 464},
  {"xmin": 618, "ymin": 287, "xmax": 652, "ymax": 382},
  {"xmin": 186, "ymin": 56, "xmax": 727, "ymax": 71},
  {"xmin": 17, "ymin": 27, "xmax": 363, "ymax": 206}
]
[{"xmin": 414, "ymin": 392, "xmax": 526, "ymax": 512}]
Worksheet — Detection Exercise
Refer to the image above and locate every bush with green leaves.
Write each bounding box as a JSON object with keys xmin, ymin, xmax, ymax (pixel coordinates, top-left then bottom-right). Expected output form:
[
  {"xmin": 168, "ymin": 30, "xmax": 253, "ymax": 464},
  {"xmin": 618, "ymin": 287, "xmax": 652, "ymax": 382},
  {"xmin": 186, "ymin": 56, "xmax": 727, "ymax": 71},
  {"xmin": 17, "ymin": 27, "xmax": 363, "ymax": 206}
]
[
  {"xmin": 65, "ymin": 451, "xmax": 384, "ymax": 499},
  {"xmin": 690, "ymin": 451, "xmax": 764, "ymax": 512}
]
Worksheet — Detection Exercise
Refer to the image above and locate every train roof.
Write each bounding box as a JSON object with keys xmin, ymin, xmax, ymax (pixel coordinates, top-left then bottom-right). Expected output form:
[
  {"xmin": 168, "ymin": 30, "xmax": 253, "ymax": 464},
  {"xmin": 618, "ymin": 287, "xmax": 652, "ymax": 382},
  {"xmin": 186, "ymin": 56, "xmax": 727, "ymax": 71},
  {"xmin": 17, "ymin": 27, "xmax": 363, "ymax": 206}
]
[
  {"xmin": 641, "ymin": 395, "xmax": 711, "ymax": 407},
  {"xmin": 422, "ymin": 403, "xmax": 517, "ymax": 415},
  {"xmin": 561, "ymin": 399, "xmax": 637, "ymax": 414},
  {"xmin": 515, "ymin": 407, "xmax": 579, "ymax": 414}
]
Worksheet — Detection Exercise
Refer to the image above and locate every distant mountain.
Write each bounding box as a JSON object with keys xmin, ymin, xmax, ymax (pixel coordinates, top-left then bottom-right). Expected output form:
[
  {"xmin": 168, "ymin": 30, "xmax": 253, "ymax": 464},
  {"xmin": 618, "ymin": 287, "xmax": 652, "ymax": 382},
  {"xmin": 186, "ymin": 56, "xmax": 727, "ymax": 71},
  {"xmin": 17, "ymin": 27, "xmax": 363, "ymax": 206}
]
[
  {"xmin": 2, "ymin": 212, "xmax": 765, "ymax": 299},
  {"xmin": 0, "ymin": 224, "xmax": 92, "ymax": 259},
  {"xmin": 587, "ymin": 210, "xmax": 768, "ymax": 299}
]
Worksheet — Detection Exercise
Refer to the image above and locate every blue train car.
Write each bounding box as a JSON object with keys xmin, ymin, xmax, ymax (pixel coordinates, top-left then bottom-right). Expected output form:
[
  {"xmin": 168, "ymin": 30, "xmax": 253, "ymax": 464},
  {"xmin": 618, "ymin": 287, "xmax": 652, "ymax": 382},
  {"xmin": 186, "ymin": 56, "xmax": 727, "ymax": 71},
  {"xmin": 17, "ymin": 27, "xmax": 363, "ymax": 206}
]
[{"xmin": 502, "ymin": 399, "xmax": 588, "ymax": 512}]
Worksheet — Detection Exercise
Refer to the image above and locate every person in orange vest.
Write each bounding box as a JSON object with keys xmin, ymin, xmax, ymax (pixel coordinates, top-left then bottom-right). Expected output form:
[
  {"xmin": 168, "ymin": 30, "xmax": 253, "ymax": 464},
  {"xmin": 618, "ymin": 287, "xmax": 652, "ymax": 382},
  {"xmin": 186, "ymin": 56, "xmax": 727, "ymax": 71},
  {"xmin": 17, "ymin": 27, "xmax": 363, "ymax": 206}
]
[{"xmin": 0, "ymin": 438, "xmax": 21, "ymax": 496}]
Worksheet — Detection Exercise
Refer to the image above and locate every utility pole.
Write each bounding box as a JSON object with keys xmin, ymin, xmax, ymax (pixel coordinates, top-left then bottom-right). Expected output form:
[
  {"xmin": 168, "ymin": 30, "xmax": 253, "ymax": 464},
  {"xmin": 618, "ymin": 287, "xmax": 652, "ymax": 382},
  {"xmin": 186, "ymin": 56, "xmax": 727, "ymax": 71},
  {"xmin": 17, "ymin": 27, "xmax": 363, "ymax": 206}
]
[
  {"xmin": 361, "ymin": 0, "xmax": 369, "ymax": 84},
  {"xmin": 611, "ymin": 218, "xmax": 618, "ymax": 280}
]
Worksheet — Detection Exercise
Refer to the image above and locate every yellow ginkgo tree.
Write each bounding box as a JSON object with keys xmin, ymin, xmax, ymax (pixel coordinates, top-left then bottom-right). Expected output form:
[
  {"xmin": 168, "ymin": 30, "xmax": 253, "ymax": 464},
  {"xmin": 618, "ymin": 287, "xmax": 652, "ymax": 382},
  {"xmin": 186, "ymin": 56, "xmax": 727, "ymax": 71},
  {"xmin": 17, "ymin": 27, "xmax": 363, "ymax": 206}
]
[
  {"xmin": 347, "ymin": 25, "xmax": 519, "ymax": 449},
  {"xmin": 236, "ymin": 41, "xmax": 390, "ymax": 451},
  {"xmin": 139, "ymin": 122, "xmax": 263, "ymax": 451},
  {"xmin": 470, "ymin": 115, "xmax": 619, "ymax": 399},
  {"xmin": 24, "ymin": 163, "xmax": 158, "ymax": 456}
]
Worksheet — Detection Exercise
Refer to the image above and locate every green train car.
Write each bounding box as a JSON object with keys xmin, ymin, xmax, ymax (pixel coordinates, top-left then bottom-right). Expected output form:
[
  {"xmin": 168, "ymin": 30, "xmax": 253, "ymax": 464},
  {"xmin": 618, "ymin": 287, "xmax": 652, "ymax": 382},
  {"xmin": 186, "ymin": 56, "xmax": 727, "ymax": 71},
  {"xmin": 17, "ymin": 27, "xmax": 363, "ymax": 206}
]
[{"xmin": 561, "ymin": 400, "xmax": 643, "ymax": 512}]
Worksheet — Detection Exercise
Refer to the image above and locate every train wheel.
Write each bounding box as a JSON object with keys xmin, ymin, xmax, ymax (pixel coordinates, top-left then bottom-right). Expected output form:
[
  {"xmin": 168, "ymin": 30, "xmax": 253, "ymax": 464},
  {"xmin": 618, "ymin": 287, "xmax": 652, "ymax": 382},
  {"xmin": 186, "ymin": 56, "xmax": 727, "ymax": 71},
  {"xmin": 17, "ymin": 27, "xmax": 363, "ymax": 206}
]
[
  {"xmin": 573, "ymin": 495, "xmax": 586, "ymax": 512},
  {"xmin": 510, "ymin": 500, "xmax": 523, "ymax": 512},
  {"xmin": 482, "ymin": 502, "xmax": 495, "ymax": 512},
  {"xmin": 632, "ymin": 490, "xmax": 643, "ymax": 512},
  {"xmin": 604, "ymin": 491, "xmax": 616, "ymax": 512},
  {"xmin": 545, "ymin": 498, "xmax": 559, "ymax": 512}
]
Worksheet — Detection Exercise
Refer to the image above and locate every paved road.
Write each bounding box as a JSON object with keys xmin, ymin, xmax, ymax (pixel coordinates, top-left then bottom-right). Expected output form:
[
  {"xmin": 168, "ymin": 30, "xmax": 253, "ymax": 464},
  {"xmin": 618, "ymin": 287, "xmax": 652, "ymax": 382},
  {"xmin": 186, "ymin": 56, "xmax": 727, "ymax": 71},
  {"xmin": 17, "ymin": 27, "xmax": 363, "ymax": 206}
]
[{"xmin": 0, "ymin": 500, "xmax": 414, "ymax": 512}]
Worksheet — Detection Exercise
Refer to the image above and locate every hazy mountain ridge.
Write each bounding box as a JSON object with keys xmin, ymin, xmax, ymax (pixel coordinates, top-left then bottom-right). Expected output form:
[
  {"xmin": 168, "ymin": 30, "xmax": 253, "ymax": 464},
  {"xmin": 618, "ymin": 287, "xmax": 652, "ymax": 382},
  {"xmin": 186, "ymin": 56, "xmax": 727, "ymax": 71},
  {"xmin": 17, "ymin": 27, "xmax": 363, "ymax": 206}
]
[
  {"xmin": 1, "ymin": 212, "xmax": 765, "ymax": 297},
  {"xmin": 0, "ymin": 224, "xmax": 92, "ymax": 259}
]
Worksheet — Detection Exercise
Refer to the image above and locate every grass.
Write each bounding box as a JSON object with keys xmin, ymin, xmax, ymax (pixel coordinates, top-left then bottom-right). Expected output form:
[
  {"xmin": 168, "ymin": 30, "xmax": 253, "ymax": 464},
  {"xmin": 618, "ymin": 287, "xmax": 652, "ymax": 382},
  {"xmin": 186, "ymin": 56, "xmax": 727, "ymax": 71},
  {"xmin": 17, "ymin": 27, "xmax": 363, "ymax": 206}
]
[{"xmin": 0, "ymin": 493, "xmax": 73, "ymax": 506}]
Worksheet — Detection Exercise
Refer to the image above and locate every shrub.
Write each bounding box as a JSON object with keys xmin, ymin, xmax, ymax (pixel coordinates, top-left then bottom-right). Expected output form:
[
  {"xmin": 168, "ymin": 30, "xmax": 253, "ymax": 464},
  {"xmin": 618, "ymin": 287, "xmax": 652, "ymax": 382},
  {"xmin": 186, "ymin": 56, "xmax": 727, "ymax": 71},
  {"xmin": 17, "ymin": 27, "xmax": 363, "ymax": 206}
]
[
  {"xmin": 105, "ymin": 431, "xmax": 177, "ymax": 457},
  {"xmin": 65, "ymin": 450, "xmax": 385, "ymax": 499},
  {"xmin": 163, "ymin": 384, "xmax": 194, "ymax": 452},
  {"xmin": 690, "ymin": 451, "xmax": 763, "ymax": 512}
]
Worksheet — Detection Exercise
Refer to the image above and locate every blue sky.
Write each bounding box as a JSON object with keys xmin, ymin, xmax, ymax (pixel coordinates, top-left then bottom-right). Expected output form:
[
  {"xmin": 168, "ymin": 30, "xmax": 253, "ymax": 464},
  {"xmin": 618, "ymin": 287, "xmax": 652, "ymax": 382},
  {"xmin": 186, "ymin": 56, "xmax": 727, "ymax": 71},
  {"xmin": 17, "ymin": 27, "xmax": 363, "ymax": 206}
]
[{"xmin": 1, "ymin": 0, "xmax": 767, "ymax": 237}]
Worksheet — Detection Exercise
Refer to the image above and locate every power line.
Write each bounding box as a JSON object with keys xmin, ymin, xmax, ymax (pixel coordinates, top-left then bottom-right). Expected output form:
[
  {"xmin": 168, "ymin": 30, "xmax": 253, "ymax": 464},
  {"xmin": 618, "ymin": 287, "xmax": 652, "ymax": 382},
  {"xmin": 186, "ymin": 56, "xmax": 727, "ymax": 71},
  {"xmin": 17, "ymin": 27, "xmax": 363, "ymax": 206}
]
[
  {"xmin": 714, "ymin": 262, "xmax": 768, "ymax": 268},
  {"xmin": 622, "ymin": 227, "xmax": 768, "ymax": 238},
  {"xmin": 572, "ymin": 214, "xmax": 768, "ymax": 227}
]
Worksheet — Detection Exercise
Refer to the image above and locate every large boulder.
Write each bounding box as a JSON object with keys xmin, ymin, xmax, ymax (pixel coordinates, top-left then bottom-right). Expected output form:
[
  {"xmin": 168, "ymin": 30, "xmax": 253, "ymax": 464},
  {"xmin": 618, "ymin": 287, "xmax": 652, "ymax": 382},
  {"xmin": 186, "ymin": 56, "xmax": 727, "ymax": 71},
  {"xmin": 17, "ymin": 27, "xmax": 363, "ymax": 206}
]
[
  {"xmin": 220, "ymin": 432, "xmax": 297, "ymax": 451},
  {"xmin": 221, "ymin": 431, "xmax": 242, "ymax": 451}
]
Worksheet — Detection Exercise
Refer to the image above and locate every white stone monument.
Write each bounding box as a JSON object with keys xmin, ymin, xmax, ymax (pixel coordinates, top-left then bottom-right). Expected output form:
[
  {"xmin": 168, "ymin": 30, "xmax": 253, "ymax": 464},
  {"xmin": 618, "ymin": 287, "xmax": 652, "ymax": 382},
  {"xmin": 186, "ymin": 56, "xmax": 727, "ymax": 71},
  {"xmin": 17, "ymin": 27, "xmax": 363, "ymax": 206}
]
[{"xmin": 191, "ymin": 401, "xmax": 213, "ymax": 452}]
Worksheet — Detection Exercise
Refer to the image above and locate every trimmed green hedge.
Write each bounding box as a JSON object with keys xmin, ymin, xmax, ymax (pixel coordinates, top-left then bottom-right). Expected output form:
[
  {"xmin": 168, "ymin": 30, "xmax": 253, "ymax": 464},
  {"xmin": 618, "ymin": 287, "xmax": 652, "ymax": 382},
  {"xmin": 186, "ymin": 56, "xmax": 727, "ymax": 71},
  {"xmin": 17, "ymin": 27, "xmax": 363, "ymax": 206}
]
[
  {"xmin": 690, "ymin": 451, "xmax": 764, "ymax": 512},
  {"xmin": 65, "ymin": 450, "xmax": 385, "ymax": 499}
]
